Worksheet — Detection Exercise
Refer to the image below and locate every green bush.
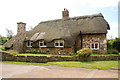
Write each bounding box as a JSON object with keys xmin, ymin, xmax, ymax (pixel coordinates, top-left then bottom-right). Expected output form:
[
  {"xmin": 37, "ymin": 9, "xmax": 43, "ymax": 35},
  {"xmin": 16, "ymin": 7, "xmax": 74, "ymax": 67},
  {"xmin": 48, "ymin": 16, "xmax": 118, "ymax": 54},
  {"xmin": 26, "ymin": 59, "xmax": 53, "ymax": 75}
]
[
  {"xmin": 0, "ymin": 46, "xmax": 5, "ymax": 51},
  {"xmin": 69, "ymin": 52, "xmax": 78, "ymax": 56},
  {"xmin": 77, "ymin": 48, "xmax": 92, "ymax": 57},
  {"xmin": 107, "ymin": 49, "xmax": 118, "ymax": 54},
  {"xmin": 31, "ymin": 51, "xmax": 47, "ymax": 54},
  {"xmin": 7, "ymin": 50, "xmax": 18, "ymax": 55}
]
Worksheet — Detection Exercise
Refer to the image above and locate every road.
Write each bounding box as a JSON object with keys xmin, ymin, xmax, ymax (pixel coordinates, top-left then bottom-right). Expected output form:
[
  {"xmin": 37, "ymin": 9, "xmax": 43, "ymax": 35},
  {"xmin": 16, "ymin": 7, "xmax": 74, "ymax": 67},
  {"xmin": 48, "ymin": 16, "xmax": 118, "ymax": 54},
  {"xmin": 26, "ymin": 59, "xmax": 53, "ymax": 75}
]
[{"xmin": 0, "ymin": 62, "xmax": 118, "ymax": 78}]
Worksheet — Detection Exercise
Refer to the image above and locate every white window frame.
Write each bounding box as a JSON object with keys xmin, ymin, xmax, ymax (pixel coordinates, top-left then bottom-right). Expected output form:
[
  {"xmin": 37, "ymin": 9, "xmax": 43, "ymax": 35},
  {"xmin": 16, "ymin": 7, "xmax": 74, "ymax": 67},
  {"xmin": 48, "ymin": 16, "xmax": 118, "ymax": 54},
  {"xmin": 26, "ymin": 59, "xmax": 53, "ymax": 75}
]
[
  {"xmin": 27, "ymin": 41, "xmax": 33, "ymax": 47},
  {"xmin": 39, "ymin": 41, "xmax": 47, "ymax": 47},
  {"xmin": 54, "ymin": 40, "xmax": 64, "ymax": 47},
  {"xmin": 90, "ymin": 42, "xmax": 99, "ymax": 50}
]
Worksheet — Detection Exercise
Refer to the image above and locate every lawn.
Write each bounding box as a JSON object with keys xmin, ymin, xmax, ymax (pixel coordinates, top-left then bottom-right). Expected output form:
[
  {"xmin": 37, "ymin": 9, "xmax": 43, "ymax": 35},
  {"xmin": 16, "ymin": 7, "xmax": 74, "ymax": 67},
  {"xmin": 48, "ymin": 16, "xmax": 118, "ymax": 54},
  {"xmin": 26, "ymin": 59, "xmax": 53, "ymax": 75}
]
[
  {"xmin": 91, "ymin": 53, "xmax": 119, "ymax": 56},
  {"xmin": 1, "ymin": 60, "xmax": 118, "ymax": 70},
  {"xmin": 16, "ymin": 53, "xmax": 71, "ymax": 57}
]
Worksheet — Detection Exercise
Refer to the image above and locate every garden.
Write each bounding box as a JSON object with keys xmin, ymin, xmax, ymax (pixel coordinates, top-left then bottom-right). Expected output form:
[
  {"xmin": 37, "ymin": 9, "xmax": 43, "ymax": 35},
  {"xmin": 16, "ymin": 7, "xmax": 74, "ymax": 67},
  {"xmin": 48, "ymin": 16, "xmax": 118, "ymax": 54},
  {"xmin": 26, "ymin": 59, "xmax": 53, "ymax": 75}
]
[{"xmin": 0, "ymin": 37, "xmax": 120, "ymax": 70}]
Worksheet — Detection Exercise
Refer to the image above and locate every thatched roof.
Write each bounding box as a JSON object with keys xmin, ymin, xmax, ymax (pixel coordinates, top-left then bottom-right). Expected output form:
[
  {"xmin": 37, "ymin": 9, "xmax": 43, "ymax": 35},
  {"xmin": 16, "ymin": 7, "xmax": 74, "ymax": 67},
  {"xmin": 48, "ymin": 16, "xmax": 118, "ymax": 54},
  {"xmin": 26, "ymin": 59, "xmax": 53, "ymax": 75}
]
[{"xmin": 4, "ymin": 13, "xmax": 110, "ymax": 48}]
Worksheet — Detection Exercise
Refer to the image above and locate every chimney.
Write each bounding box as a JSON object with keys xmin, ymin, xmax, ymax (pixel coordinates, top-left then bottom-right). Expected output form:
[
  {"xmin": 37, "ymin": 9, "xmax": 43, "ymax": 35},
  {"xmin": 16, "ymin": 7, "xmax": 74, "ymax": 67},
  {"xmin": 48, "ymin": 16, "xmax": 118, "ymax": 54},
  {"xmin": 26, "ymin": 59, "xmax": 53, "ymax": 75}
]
[
  {"xmin": 13, "ymin": 22, "xmax": 26, "ymax": 53},
  {"xmin": 62, "ymin": 8, "xmax": 69, "ymax": 18},
  {"xmin": 17, "ymin": 22, "xmax": 26, "ymax": 35}
]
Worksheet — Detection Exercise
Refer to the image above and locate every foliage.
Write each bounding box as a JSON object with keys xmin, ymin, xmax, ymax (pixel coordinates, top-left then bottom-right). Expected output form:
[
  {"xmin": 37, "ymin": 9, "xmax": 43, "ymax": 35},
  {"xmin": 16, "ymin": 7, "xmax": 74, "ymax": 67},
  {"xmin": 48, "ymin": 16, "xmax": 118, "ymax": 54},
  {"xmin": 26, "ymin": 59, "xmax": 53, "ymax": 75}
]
[
  {"xmin": 31, "ymin": 51, "xmax": 48, "ymax": 54},
  {"xmin": 107, "ymin": 49, "xmax": 118, "ymax": 54},
  {"xmin": 92, "ymin": 51, "xmax": 102, "ymax": 54},
  {"xmin": 69, "ymin": 52, "xmax": 78, "ymax": 56},
  {"xmin": 112, "ymin": 38, "xmax": 120, "ymax": 52},
  {"xmin": 6, "ymin": 50, "xmax": 71, "ymax": 57},
  {"xmin": 0, "ymin": 34, "xmax": 9, "ymax": 45},
  {"xmin": 6, "ymin": 28, "xmax": 14, "ymax": 39},
  {"xmin": 107, "ymin": 37, "xmax": 120, "ymax": 52},
  {"xmin": 91, "ymin": 53, "xmax": 119, "ymax": 56},
  {"xmin": 77, "ymin": 48, "xmax": 92, "ymax": 57},
  {"xmin": 7, "ymin": 50, "xmax": 18, "ymax": 55},
  {"xmin": 0, "ymin": 46, "xmax": 5, "ymax": 51}
]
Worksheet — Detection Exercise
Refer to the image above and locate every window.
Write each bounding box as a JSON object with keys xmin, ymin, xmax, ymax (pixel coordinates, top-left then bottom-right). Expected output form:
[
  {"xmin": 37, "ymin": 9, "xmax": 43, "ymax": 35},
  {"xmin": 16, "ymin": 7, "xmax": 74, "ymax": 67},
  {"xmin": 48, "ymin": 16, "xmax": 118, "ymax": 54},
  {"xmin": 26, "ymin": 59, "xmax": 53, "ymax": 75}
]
[
  {"xmin": 27, "ymin": 41, "xmax": 33, "ymax": 47},
  {"xmin": 90, "ymin": 42, "xmax": 99, "ymax": 50},
  {"xmin": 54, "ymin": 40, "xmax": 64, "ymax": 47},
  {"xmin": 39, "ymin": 41, "xmax": 47, "ymax": 47}
]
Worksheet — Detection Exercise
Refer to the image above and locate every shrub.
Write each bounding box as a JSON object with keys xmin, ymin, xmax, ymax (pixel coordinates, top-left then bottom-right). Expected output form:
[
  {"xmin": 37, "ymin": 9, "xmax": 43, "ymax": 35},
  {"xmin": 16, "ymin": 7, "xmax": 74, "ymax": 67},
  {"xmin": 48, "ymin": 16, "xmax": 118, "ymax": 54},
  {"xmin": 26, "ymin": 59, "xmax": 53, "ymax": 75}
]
[
  {"xmin": 31, "ymin": 51, "xmax": 47, "ymax": 54},
  {"xmin": 7, "ymin": 50, "xmax": 18, "ymax": 55},
  {"xmin": 0, "ymin": 46, "xmax": 5, "ymax": 51},
  {"xmin": 107, "ymin": 49, "xmax": 118, "ymax": 54},
  {"xmin": 77, "ymin": 48, "xmax": 92, "ymax": 57},
  {"xmin": 92, "ymin": 50, "xmax": 102, "ymax": 54},
  {"xmin": 69, "ymin": 52, "xmax": 78, "ymax": 56}
]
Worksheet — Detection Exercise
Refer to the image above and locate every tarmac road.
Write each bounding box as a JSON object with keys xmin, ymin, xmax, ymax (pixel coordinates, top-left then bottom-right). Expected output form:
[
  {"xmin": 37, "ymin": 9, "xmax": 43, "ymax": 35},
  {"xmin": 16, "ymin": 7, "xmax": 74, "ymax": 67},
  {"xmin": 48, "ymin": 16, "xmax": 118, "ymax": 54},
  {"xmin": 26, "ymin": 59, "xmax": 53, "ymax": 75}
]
[{"xmin": 0, "ymin": 62, "xmax": 118, "ymax": 78}]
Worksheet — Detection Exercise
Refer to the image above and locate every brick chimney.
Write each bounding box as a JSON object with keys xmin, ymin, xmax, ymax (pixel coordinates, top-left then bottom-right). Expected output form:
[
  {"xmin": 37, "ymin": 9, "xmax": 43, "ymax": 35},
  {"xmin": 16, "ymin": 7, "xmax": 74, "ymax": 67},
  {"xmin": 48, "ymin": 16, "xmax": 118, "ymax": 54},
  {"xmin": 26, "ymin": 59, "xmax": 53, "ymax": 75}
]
[
  {"xmin": 17, "ymin": 22, "xmax": 26, "ymax": 36},
  {"xmin": 62, "ymin": 8, "xmax": 69, "ymax": 18},
  {"xmin": 13, "ymin": 22, "xmax": 26, "ymax": 53}
]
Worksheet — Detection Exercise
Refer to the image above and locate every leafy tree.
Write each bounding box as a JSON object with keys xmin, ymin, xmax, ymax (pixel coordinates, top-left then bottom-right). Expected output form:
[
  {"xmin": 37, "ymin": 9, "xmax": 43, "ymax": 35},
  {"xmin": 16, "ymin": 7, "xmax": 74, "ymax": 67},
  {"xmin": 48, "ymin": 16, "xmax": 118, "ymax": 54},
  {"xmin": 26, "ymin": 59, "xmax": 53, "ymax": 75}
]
[
  {"xmin": 0, "ymin": 34, "xmax": 9, "ymax": 45},
  {"xmin": 112, "ymin": 38, "xmax": 120, "ymax": 52},
  {"xmin": 107, "ymin": 37, "xmax": 120, "ymax": 52},
  {"xmin": 6, "ymin": 28, "xmax": 13, "ymax": 39}
]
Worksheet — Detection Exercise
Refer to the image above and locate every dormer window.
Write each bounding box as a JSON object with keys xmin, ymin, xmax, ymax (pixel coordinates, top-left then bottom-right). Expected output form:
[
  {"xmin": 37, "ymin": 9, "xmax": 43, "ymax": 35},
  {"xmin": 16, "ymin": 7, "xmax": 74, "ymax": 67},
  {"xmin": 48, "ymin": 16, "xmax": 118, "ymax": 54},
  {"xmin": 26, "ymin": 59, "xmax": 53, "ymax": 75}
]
[
  {"xmin": 39, "ymin": 40, "xmax": 47, "ymax": 47},
  {"xmin": 54, "ymin": 40, "xmax": 64, "ymax": 47},
  {"xmin": 27, "ymin": 41, "xmax": 33, "ymax": 47}
]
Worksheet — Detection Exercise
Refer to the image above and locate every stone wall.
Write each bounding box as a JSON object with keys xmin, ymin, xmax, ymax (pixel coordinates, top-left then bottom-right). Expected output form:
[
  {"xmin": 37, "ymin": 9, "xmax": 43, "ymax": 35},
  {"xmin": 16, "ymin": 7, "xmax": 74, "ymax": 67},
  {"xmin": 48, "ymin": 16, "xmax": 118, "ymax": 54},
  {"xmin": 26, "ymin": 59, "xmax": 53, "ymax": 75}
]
[
  {"xmin": 1, "ymin": 51, "xmax": 119, "ymax": 63},
  {"xmin": 24, "ymin": 34, "xmax": 107, "ymax": 55},
  {"xmin": 75, "ymin": 34, "xmax": 107, "ymax": 53}
]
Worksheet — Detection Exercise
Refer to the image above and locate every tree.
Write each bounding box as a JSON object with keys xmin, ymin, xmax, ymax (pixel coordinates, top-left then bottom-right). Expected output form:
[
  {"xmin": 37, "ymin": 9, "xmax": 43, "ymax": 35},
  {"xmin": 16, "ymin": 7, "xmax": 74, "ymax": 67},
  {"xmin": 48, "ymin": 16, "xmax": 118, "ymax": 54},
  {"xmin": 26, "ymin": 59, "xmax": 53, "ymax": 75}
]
[
  {"xmin": 107, "ymin": 37, "xmax": 120, "ymax": 52},
  {"xmin": 112, "ymin": 38, "xmax": 120, "ymax": 52},
  {"xmin": 0, "ymin": 34, "xmax": 9, "ymax": 45},
  {"xmin": 6, "ymin": 28, "xmax": 14, "ymax": 39}
]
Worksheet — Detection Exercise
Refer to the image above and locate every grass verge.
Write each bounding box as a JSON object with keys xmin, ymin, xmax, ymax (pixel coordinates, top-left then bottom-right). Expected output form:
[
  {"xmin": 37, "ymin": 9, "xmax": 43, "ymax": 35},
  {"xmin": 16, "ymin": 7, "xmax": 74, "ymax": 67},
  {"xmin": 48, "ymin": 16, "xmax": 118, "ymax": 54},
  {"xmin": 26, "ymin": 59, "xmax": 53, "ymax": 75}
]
[{"xmin": 1, "ymin": 60, "xmax": 118, "ymax": 70}]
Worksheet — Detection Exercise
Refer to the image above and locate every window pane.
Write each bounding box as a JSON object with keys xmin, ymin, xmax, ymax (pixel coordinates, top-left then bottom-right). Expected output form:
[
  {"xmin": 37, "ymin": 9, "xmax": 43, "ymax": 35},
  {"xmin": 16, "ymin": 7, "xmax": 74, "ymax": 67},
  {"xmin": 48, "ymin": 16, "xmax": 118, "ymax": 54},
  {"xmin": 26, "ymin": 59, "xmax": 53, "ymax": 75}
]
[
  {"xmin": 91, "ymin": 44, "xmax": 94, "ymax": 48},
  {"xmin": 95, "ymin": 43, "xmax": 98, "ymax": 48},
  {"xmin": 31, "ymin": 42, "xmax": 32, "ymax": 46},
  {"xmin": 44, "ymin": 42, "xmax": 46, "ymax": 46},
  {"xmin": 28, "ymin": 42, "xmax": 30, "ymax": 46},
  {"xmin": 60, "ymin": 42, "xmax": 63, "ymax": 46},
  {"xmin": 40, "ymin": 43, "xmax": 43, "ymax": 46},
  {"xmin": 55, "ymin": 43, "xmax": 59, "ymax": 46}
]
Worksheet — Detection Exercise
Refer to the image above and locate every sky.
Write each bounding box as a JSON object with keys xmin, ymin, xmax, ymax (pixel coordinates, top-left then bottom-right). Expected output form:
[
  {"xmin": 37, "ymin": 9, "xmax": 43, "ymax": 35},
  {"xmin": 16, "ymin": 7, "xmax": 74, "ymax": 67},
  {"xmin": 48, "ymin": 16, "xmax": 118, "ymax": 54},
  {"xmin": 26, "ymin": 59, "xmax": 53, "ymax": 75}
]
[{"xmin": 0, "ymin": 0, "xmax": 119, "ymax": 39}]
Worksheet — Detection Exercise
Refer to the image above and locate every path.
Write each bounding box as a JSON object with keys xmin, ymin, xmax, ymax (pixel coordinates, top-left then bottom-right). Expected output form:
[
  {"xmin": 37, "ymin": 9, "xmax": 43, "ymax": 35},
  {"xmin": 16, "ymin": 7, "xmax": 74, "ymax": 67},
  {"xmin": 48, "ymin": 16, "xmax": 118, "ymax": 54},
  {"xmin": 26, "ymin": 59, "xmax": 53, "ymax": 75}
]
[{"xmin": 1, "ymin": 62, "xmax": 118, "ymax": 78}]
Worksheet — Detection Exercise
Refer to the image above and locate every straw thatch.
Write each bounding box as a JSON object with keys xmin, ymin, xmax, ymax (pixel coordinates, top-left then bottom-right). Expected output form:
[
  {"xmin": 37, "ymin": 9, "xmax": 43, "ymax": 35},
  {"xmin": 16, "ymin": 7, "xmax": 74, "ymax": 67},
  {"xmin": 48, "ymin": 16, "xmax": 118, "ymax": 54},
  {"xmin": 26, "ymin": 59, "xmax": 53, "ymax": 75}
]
[{"xmin": 4, "ymin": 13, "xmax": 110, "ymax": 48}]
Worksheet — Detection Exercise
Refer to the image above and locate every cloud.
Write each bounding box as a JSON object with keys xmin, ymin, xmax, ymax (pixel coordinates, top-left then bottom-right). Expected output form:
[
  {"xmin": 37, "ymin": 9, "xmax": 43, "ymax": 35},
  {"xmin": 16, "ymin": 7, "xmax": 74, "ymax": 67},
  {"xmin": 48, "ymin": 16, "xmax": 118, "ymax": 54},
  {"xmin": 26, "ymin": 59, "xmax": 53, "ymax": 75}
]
[{"xmin": 0, "ymin": 0, "xmax": 118, "ymax": 37}]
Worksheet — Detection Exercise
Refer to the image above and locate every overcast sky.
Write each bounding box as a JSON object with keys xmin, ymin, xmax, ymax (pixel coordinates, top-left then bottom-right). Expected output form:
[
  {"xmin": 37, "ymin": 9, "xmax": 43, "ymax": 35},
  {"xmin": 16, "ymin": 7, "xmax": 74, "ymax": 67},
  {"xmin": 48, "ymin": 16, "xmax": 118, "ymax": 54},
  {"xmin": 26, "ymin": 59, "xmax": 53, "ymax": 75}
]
[{"xmin": 0, "ymin": 0, "xmax": 119, "ymax": 39}]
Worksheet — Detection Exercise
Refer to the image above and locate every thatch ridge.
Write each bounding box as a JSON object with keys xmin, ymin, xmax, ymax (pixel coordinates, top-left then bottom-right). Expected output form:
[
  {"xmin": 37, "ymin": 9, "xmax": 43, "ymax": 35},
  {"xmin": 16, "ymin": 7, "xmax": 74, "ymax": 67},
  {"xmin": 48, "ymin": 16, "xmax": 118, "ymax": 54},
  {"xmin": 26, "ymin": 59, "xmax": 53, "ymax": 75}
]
[{"xmin": 40, "ymin": 13, "xmax": 103, "ymax": 24}]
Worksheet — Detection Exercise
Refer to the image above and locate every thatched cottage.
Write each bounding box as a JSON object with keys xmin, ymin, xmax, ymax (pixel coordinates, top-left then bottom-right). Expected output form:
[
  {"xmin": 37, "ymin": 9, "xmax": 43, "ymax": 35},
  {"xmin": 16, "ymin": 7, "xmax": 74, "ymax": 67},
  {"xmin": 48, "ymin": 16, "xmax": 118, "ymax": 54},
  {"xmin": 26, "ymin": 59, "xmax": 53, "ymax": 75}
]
[{"xmin": 4, "ymin": 9, "xmax": 110, "ymax": 54}]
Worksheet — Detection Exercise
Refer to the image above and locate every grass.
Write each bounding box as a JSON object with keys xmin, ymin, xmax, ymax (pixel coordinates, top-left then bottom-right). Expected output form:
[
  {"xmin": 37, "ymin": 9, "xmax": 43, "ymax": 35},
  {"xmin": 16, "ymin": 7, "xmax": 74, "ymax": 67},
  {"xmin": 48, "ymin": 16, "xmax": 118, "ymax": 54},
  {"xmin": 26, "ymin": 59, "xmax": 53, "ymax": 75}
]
[
  {"xmin": 91, "ymin": 53, "xmax": 119, "ymax": 56},
  {"xmin": 16, "ymin": 53, "xmax": 71, "ymax": 57},
  {"xmin": 1, "ymin": 60, "xmax": 118, "ymax": 70}
]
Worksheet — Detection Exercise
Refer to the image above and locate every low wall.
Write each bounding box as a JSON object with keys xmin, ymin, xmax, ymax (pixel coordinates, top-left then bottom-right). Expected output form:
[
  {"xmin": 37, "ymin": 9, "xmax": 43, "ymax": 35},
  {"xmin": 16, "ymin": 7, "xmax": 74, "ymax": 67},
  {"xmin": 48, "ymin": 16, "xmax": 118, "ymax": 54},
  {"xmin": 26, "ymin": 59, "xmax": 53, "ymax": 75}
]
[{"xmin": 0, "ymin": 51, "xmax": 119, "ymax": 63}]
